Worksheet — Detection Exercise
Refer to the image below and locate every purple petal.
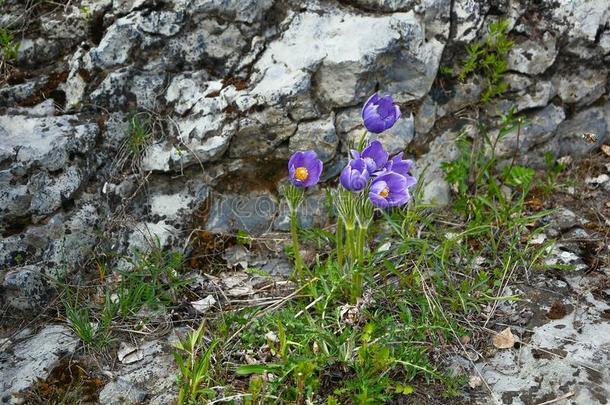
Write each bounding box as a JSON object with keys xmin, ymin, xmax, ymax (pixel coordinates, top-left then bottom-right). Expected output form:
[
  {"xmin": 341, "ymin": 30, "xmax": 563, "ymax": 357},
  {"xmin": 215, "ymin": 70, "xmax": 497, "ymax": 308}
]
[
  {"xmin": 362, "ymin": 140, "xmax": 389, "ymax": 169},
  {"xmin": 288, "ymin": 151, "xmax": 304, "ymax": 170},
  {"xmin": 351, "ymin": 173, "xmax": 369, "ymax": 190},
  {"xmin": 363, "ymin": 116, "xmax": 385, "ymax": 134},
  {"xmin": 339, "ymin": 165, "xmax": 351, "ymax": 189},
  {"xmin": 361, "ymin": 93, "xmax": 379, "ymax": 119},
  {"xmin": 303, "ymin": 159, "xmax": 323, "ymax": 187},
  {"xmin": 350, "ymin": 158, "xmax": 366, "ymax": 172},
  {"xmin": 387, "ymin": 189, "xmax": 409, "ymax": 206},
  {"xmin": 382, "ymin": 172, "xmax": 407, "ymax": 191},
  {"xmin": 299, "ymin": 150, "xmax": 318, "ymax": 167},
  {"xmin": 369, "ymin": 192, "xmax": 389, "ymax": 208},
  {"xmin": 369, "ymin": 179, "xmax": 387, "ymax": 195},
  {"xmin": 376, "ymin": 95, "xmax": 394, "ymax": 118},
  {"xmin": 404, "ymin": 174, "xmax": 417, "ymax": 188}
]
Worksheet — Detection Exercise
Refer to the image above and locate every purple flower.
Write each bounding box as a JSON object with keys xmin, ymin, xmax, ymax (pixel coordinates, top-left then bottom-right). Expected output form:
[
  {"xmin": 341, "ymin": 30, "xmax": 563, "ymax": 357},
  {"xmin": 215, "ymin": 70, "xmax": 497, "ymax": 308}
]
[
  {"xmin": 352, "ymin": 140, "xmax": 389, "ymax": 174},
  {"xmin": 340, "ymin": 158, "xmax": 370, "ymax": 191},
  {"xmin": 384, "ymin": 152, "xmax": 414, "ymax": 177},
  {"xmin": 369, "ymin": 172, "xmax": 414, "ymax": 208},
  {"xmin": 288, "ymin": 150, "xmax": 323, "ymax": 188},
  {"xmin": 361, "ymin": 93, "xmax": 401, "ymax": 134}
]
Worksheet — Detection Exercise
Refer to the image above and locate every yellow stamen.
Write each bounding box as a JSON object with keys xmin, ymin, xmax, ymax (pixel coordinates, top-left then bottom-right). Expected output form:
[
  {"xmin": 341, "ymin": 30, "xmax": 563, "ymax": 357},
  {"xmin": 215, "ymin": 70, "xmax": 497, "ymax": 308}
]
[
  {"xmin": 295, "ymin": 167, "xmax": 309, "ymax": 181},
  {"xmin": 379, "ymin": 187, "xmax": 390, "ymax": 198}
]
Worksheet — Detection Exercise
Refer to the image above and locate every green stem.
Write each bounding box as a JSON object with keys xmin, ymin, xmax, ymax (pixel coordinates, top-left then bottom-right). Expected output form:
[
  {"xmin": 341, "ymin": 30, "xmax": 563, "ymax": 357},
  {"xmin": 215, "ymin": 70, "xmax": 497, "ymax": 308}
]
[
  {"xmin": 350, "ymin": 267, "xmax": 362, "ymax": 304},
  {"xmin": 356, "ymin": 226, "xmax": 366, "ymax": 264},
  {"xmin": 336, "ymin": 218, "xmax": 344, "ymax": 269},
  {"xmin": 345, "ymin": 225, "xmax": 355, "ymax": 265},
  {"xmin": 290, "ymin": 208, "xmax": 303, "ymax": 281}
]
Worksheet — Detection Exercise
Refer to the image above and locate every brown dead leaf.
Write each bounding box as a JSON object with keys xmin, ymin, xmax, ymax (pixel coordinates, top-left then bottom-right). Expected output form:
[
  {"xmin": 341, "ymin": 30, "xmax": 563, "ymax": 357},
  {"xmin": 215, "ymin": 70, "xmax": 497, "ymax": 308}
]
[
  {"xmin": 459, "ymin": 335, "xmax": 472, "ymax": 345},
  {"xmin": 492, "ymin": 327, "xmax": 515, "ymax": 349},
  {"xmin": 601, "ymin": 144, "xmax": 610, "ymax": 156},
  {"xmin": 546, "ymin": 300, "xmax": 568, "ymax": 320}
]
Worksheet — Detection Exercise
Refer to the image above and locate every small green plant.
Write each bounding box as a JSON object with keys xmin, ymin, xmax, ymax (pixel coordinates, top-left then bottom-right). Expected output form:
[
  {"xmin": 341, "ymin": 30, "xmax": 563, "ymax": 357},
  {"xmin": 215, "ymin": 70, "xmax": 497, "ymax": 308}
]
[
  {"xmin": 0, "ymin": 27, "xmax": 19, "ymax": 63},
  {"xmin": 126, "ymin": 112, "xmax": 152, "ymax": 159},
  {"xmin": 173, "ymin": 322, "xmax": 219, "ymax": 405},
  {"xmin": 442, "ymin": 108, "xmax": 532, "ymax": 224},
  {"xmin": 457, "ymin": 19, "xmax": 514, "ymax": 103},
  {"xmin": 540, "ymin": 152, "xmax": 567, "ymax": 195},
  {"xmin": 117, "ymin": 242, "xmax": 186, "ymax": 318},
  {"xmin": 79, "ymin": 5, "xmax": 91, "ymax": 18},
  {"xmin": 63, "ymin": 289, "xmax": 115, "ymax": 348}
]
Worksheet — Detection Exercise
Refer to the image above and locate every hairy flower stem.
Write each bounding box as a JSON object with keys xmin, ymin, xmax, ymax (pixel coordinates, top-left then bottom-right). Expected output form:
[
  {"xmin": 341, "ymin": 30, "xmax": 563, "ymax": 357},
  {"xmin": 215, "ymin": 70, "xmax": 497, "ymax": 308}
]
[
  {"xmin": 350, "ymin": 268, "xmax": 362, "ymax": 304},
  {"xmin": 349, "ymin": 227, "xmax": 367, "ymax": 303},
  {"xmin": 345, "ymin": 225, "xmax": 355, "ymax": 265},
  {"xmin": 336, "ymin": 218, "xmax": 344, "ymax": 269},
  {"xmin": 290, "ymin": 208, "xmax": 303, "ymax": 281},
  {"xmin": 356, "ymin": 226, "xmax": 366, "ymax": 264}
]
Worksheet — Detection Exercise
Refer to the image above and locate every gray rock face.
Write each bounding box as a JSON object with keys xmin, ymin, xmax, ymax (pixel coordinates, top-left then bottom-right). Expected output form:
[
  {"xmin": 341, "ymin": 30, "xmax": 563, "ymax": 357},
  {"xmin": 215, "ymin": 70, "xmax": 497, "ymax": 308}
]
[
  {"xmin": 289, "ymin": 117, "xmax": 338, "ymax": 163},
  {"xmin": 0, "ymin": 325, "xmax": 79, "ymax": 402},
  {"xmin": 230, "ymin": 107, "xmax": 296, "ymax": 158},
  {"xmin": 206, "ymin": 191, "xmax": 278, "ymax": 235},
  {"xmin": 412, "ymin": 128, "xmax": 461, "ymax": 206},
  {"xmin": 98, "ymin": 338, "xmax": 177, "ymax": 404},
  {"xmin": 273, "ymin": 189, "xmax": 329, "ymax": 232},
  {"xmin": 549, "ymin": 0, "xmax": 610, "ymax": 41},
  {"xmin": 1, "ymin": 265, "xmax": 51, "ymax": 311},
  {"xmin": 557, "ymin": 105, "xmax": 608, "ymax": 158},
  {"xmin": 250, "ymin": 8, "xmax": 448, "ymax": 109},
  {"xmin": 552, "ymin": 67, "xmax": 607, "ymax": 107},
  {"xmin": 508, "ymin": 32, "xmax": 557, "ymax": 75},
  {"xmin": 0, "ymin": 114, "xmax": 99, "ymax": 227},
  {"xmin": 453, "ymin": 0, "xmax": 488, "ymax": 42},
  {"xmin": 496, "ymin": 104, "xmax": 566, "ymax": 160}
]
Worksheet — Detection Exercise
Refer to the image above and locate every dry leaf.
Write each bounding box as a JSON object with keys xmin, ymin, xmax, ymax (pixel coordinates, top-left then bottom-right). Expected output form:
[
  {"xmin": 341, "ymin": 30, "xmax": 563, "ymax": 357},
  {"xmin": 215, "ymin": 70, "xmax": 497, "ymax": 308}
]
[
  {"xmin": 585, "ymin": 174, "xmax": 610, "ymax": 185},
  {"xmin": 117, "ymin": 342, "xmax": 144, "ymax": 364},
  {"xmin": 191, "ymin": 295, "xmax": 216, "ymax": 314},
  {"xmin": 459, "ymin": 335, "xmax": 471, "ymax": 345},
  {"xmin": 601, "ymin": 144, "xmax": 610, "ymax": 156},
  {"xmin": 469, "ymin": 375, "xmax": 483, "ymax": 388},
  {"xmin": 546, "ymin": 300, "xmax": 568, "ymax": 320},
  {"xmin": 492, "ymin": 327, "xmax": 515, "ymax": 349}
]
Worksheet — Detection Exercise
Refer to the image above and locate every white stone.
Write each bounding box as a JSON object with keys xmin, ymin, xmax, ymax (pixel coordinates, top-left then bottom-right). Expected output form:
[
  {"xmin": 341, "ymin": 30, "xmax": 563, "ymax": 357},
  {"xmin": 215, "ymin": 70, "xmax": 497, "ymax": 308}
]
[{"xmin": 0, "ymin": 325, "xmax": 79, "ymax": 401}]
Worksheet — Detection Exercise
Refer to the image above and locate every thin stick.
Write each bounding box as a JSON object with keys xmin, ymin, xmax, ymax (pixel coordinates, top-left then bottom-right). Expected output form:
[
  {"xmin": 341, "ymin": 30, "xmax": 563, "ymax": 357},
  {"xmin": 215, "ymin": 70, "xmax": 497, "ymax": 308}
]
[{"xmin": 536, "ymin": 391, "xmax": 575, "ymax": 405}]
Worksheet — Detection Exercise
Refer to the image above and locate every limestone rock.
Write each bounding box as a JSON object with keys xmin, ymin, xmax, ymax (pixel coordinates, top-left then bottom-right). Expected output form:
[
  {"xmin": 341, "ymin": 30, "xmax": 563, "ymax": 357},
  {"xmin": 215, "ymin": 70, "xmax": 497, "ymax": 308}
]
[
  {"xmin": 453, "ymin": 0, "xmax": 488, "ymax": 42},
  {"xmin": 550, "ymin": 0, "xmax": 610, "ymax": 41},
  {"xmin": 250, "ymin": 9, "xmax": 448, "ymax": 108},
  {"xmin": 1, "ymin": 265, "xmax": 51, "ymax": 311},
  {"xmin": 229, "ymin": 107, "xmax": 296, "ymax": 158},
  {"xmin": 557, "ymin": 106, "xmax": 608, "ymax": 158},
  {"xmin": 508, "ymin": 32, "xmax": 557, "ymax": 75},
  {"xmin": 206, "ymin": 192, "xmax": 278, "ymax": 235},
  {"xmin": 0, "ymin": 115, "xmax": 99, "ymax": 226},
  {"xmin": 0, "ymin": 325, "xmax": 79, "ymax": 402},
  {"xmin": 412, "ymin": 128, "xmax": 461, "ymax": 206},
  {"xmin": 289, "ymin": 117, "xmax": 338, "ymax": 163},
  {"xmin": 496, "ymin": 104, "xmax": 565, "ymax": 159},
  {"xmin": 552, "ymin": 67, "xmax": 607, "ymax": 107}
]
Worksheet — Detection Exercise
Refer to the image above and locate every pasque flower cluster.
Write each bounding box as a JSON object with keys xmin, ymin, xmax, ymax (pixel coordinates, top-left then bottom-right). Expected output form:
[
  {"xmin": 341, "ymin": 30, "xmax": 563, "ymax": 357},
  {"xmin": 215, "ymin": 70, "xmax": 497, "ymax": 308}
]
[
  {"xmin": 284, "ymin": 91, "xmax": 416, "ymax": 299},
  {"xmin": 286, "ymin": 92, "xmax": 416, "ymax": 208},
  {"xmin": 340, "ymin": 93, "xmax": 416, "ymax": 208}
]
